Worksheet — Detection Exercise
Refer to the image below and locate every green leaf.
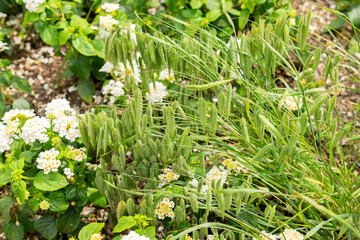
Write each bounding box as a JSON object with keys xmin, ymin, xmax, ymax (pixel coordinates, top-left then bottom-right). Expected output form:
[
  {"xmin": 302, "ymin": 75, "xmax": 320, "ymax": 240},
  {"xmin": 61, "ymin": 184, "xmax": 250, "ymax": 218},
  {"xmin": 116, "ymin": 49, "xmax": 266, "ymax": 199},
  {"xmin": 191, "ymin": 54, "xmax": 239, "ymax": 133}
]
[
  {"xmin": 349, "ymin": 5, "xmax": 360, "ymax": 27},
  {"xmin": 254, "ymin": 0, "xmax": 266, "ymax": 3},
  {"xmin": 55, "ymin": 20, "xmax": 68, "ymax": 29},
  {"xmin": 56, "ymin": 207, "xmax": 81, "ymax": 233},
  {"xmin": 77, "ymin": 78, "xmax": 95, "ymax": 103},
  {"xmin": 0, "ymin": 171, "xmax": 11, "ymax": 187},
  {"xmin": 34, "ymin": 216, "xmax": 58, "ymax": 240},
  {"xmin": 9, "ymin": 159, "xmax": 24, "ymax": 171},
  {"xmin": 135, "ymin": 226, "xmax": 156, "ymax": 239},
  {"xmin": 4, "ymin": 222, "xmax": 24, "ymax": 240},
  {"xmin": 272, "ymin": 8, "xmax": 287, "ymax": 20},
  {"xmin": 206, "ymin": 0, "xmax": 220, "ymax": 10},
  {"xmin": 23, "ymin": 12, "xmax": 39, "ymax": 25},
  {"xmin": 238, "ymin": 9, "xmax": 250, "ymax": 30},
  {"xmin": 65, "ymin": 184, "xmax": 88, "ymax": 207},
  {"xmin": 40, "ymin": 23, "xmax": 59, "ymax": 46},
  {"xmin": 0, "ymin": 197, "xmax": 15, "ymax": 222},
  {"xmin": 227, "ymin": 8, "xmax": 240, "ymax": 16},
  {"xmin": 69, "ymin": 54, "xmax": 91, "ymax": 80},
  {"xmin": 87, "ymin": 188, "xmax": 107, "ymax": 207},
  {"xmin": 34, "ymin": 172, "xmax": 69, "ymax": 191},
  {"xmin": 78, "ymin": 222, "xmax": 105, "ymax": 240},
  {"xmin": 190, "ymin": 0, "xmax": 203, "ymax": 9},
  {"xmin": 165, "ymin": 0, "xmax": 179, "ymax": 11},
  {"xmin": 206, "ymin": 9, "xmax": 222, "ymax": 22},
  {"xmin": 0, "ymin": 71, "xmax": 11, "ymax": 87},
  {"xmin": 12, "ymin": 180, "xmax": 26, "ymax": 202},
  {"xmin": 181, "ymin": 9, "xmax": 202, "ymax": 19},
  {"xmin": 47, "ymin": 192, "xmax": 69, "ymax": 212},
  {"xmin": 10, "ymin": 76, "xmax": 31, "ymax": 93},
  {"xmin": 70, "ymin": 15, "xmax": 89, "ymax": 29},
  {"xmin": 59, "ymin": 29, "xmax": 72, "ymax": 45},
  {"xmin": 28, "ymin": 198, "xmax": 40, "ymax": 212},
  {"xmin": 322, "ymin": 16, "xmax": 346, "ymax": 33},
  {"xmin": 147, "ymin": 1, "xmax": 161, "ymax": 8},
  {"xmin": 12, "ymin": 98, "xmax": 31, "ymax": 110},
  {"xmin": 92, "ymin": 39, "xmax": 105, "ymax": 58},
  {"xmin": 19, "ymin": 151, "xmax": 37, "ymax": 164},
  {"xmin": 73, "ymin": 35, "xmax": 97, "ymax": 56},
  {"xmin": 113, "ymin": 216, "xmax": 137, "ymax": 233}
]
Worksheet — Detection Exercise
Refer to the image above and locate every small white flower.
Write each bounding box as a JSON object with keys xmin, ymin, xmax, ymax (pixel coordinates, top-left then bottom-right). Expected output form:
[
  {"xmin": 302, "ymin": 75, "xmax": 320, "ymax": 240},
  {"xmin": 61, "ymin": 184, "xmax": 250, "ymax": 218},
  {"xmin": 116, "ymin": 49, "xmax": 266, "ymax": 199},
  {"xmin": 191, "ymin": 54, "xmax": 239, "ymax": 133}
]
[
  {"xmin": 206, "ymin": 166, "xmax": 228, "ymax": 185},
  {"xmin": 99, "ymin": 61, "xmax": 114, "ymax": 73},
  {"xmin": 279, "ymin": 229, "xmax": 304, "ymax": 240},
  {"xmin": 2, "ymin": 109, "xmax": 35, "ymax": 124},
  {"xmin": 0, "ymin": 12, "xmax": 7, "ymax": 19},
  {"xmin": 158, "ymin": 68, "xmax": 175, "ymax": 82},
  {"xmin": 253, "ymin": 231, "xmax": 278, "ymax": 240},
  {"xmin": 122, "ymin": 231, "xmax": 150, "ymax": 240},
  {"xmin": 188, "ymin": 179, "xmax": 199, "ymax": 188},
  {"xmin": 146, "ymin": 81, "xmax": 168, "ymax": 104},
  {"xmin": 45, "ymin": 98, "xmax": 76, "ymax": 118},
  {"xmin": 63, "ymin": 168, "xmax": 74, "ymax": 179},
  {"xmin": 21, "ymin": 117, "xmax": 50, "ymax": 144},
  {"xmin": 0, "ymin": 123, "xmax": 13, "ymax": 153},
  {"xmin": 0, "ymin": 41, "xmax": 9, "ymax": 52},
  {"xmin": 23, "ymin": 0, "xmax": 45, "ymax": 12},
  {"xmin": 101, "ymin": 3, "xmax": 119, "ymax": 12},
  {"xmin": 102, "ymin": 80, "xmax": 125, "ymax": 97},
  {"xmin": 283, "ymin": 96, "xmax": 303, "ymax": 111},
  {"xmin": 99, "ymin": 15, "xmax": 119, "ymax": 31},
  {"xmin": 36, "ymin": 148, "xmax": 61, "ymax": 174},
  {"xmin": 53, "ymin": 115, "xmax": 81, "ymax": 142}
]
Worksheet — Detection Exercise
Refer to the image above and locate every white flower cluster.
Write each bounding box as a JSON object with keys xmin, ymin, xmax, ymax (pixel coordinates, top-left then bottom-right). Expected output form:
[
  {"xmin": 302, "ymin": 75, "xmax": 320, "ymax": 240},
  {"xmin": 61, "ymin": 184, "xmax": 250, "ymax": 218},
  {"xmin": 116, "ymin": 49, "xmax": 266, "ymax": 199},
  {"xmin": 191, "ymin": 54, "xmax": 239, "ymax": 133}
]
[
  {"xmin": 146, "ymin": 81, "xmax": 168, "ymax": 104},
  {"xmin": 23, "ymin": 0, "xmax": 45, "ymax": 12},
  {"xmin": 0, "ymin": 123, "xmax": 13, "ymax": 153},
  {"xmin": 90, "ymin": 233, "xmax": 102, "ymax": 240},
  {"xmin": 67, "ymin": 146, "xmax": 87, "ymax": 161},
  {"xmin": 2, "ymin": 109, "xmax": 36, "ymax": 136},
  {"xmin": 0, "ymin": 41, "xmax": 9, "ymax": 52},
  {"xmin": 280, "ymin": 229, "xmax": 304, "ymax": 240},
  {"xmin": 101, "ymin": 3, "xmax": 119, "ymax": 12},
  {"xmin": 36, "ymin": 148, "xmax": 61, "ymax": 174},
  {"xmin": 155, "ymin": 197, "xmax": 175, "ymax": 220},
  {"xmin": 63, "ymin": 168, "xmax": 74, "ymax": 179},
  {"xmin": 102, "ymin": 80, "xmax": 125, "ymax": 104},
  {"xmin": 114, "ymin": 60, "xmax": 142, "ymax": 84},
  {"xmin": 2, "ymin": 109, "xmax": 35, "ymax": 124},
  {"xmin": 158, "ymin": 168, "xmax": 180, "ymax": 182},
  {"xmin": 99, "ymin": 15, "xmax": 118, "ymax": 31},
  {"xmin": 53, "ymin": 115, "xmax": 81, "ymax": 142},
  {"xmin": 222, "ymin": 158, "xmax": 249, "ymax": 174},
  {"xmin": 0, "ymin": 12, "xmax": 7, "ymax": 19},
  {"xmin": 253, "ymin": 229, "xmax": 304, "ymax": 240},
  {"xmin": 99, "ymin": 61, "xmax": 114, "ymax": 73},
  {"xmin": 21, "ymin": 117, "xmax": 50, "ymax": 144},
  {"xmin": 45, "ymin": 99, "xmax": 80, "ymax": 142},
  {"xmin": 206, "ymin": 166, "xmax": 228, "ymax": 185},
  {"xmin": 158, "ymin": 68, "xmax": 175, "ymax": 82},
  {"xmin": 121, "ymin": 231, "xmax": 150, "ymax": 240},
  {"xmin": 102, "ymin": 80, "xmax": 125, "ymax": 97},
  {"xmin": 45, "ymin": 98, "xmax": 75, "ymax": 118},
  {"xmin": 283, "ymin": 96, "xmax": 303, "ymax": 111}
]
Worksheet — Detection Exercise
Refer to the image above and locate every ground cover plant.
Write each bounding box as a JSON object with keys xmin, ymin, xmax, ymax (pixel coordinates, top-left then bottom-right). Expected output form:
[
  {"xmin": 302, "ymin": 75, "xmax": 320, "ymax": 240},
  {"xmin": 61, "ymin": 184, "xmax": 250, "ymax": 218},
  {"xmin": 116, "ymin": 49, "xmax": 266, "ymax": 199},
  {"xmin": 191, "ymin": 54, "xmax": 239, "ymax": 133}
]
[
  {"xmin": 1, "ymin": 0, "xmax": 360, "ymax": 240},
  {"xmin": 0, "ymin": 0, "xmax": 295, "ymax": 104}
]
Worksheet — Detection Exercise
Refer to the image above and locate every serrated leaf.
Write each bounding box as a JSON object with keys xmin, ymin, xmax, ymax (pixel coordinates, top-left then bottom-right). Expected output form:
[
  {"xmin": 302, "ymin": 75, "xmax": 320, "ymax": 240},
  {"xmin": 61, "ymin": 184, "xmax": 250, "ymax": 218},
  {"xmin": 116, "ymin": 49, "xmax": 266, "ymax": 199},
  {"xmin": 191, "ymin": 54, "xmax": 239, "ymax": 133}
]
[
  {"xmin": 113, "ymin": 216, "xmax": 136, "ymax": 233},
  {"xmin": 34, "ymin": 216, "xmax": 58, "ymax": 240},
  {"xmin": 34, "ymin": 172, "xmax": 68, "ymax": 191}
]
